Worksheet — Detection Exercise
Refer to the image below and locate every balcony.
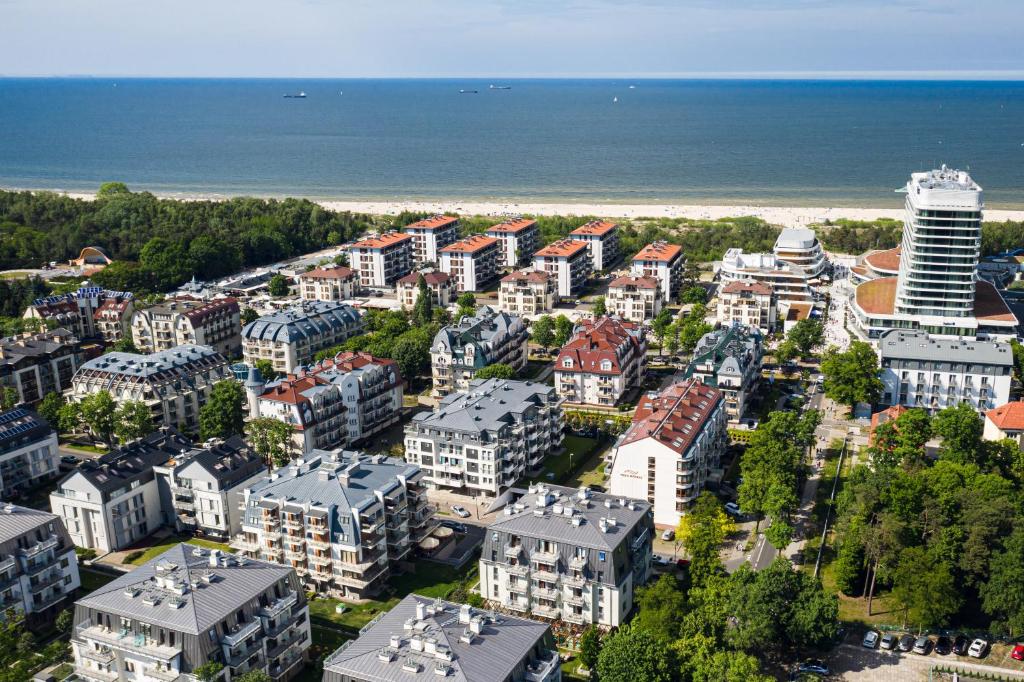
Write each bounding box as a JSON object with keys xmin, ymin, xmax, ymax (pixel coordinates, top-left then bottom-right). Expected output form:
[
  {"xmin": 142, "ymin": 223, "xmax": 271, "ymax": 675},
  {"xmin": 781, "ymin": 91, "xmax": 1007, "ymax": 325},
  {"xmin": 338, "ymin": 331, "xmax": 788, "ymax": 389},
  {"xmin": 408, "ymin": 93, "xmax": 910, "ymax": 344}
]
[
  {"xmin": 260, "ymin": 590, "xmax": 299, "ymax": 619},
  {"xmin": 20, "ymin": 536, "xmax": 58, "ymax": 558},
  {"xmin": 563, "ymin": 591, "xmax": 587, "ymax": 606},
  {"xmin": 144, "ymin": 665, "xmax": 182, "ymax": 682},
  {"xmin": 76, "ymin": 621, "xmax": 182, "ymax": 661},
  {"xmin": 225, "ymin": 638, "xmax": 264, "ymax": 667},
  {"xmin": 504, "ymin": 599, "xmax": 529, "ymax": 612},
  {"xmin": 73, "ymin": 664, "xmax": 119, "ymax": 682},
  {"xmin": 31, "ymin": 569, "xmax": 64, "ymax": 592},
  {"xmin": 531, "ymin": 603, "xmax": 560, "ymax": 620},
  {"xmin": 524, "ymin": 650, "xmax": 561, "ymax": 682},
  {"xmin": 505, "ymin": 562, "xmax": 529, "ymax": 576},
  {"xmin": 78, "ymin": 646, "xmax": 115, "ymax": 664},
  {"xmin": 266, "ymin": 628, "xmax": 307, "ymax": 660},
  {"xmin": 230, "ymin": 536, "xmax": 258, "ymax": 552},
  {"xmin": 532, "ymin": 567, "xmax": 558, "ymax": 583},
  {"xmin": 532, "ymin": 586, "xmax": 558, "ymax": 600},
  {"xmin": 222, "ymin": 618, "xmax": 262, "ymax": 646}
]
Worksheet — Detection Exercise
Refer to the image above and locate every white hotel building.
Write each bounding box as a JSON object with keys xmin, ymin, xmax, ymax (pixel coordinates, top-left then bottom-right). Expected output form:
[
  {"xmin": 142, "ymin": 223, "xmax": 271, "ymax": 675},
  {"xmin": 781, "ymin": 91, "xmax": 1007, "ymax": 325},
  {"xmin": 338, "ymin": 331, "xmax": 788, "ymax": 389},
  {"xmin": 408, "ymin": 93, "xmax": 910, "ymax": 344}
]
[
  {"xmin": 570, "ymin": 220, "xmax": 621, "ymax": 272},
  {"xmin": 533, "ymin": 239, "xmax": 591, "ymax": 299},
  {"xmin": 486, "ymin": 218, "xmax": 539, "ymax": 268},
  {"xmin": 631, "ymin": 241, "xmax": 685, "ymax": 303}
]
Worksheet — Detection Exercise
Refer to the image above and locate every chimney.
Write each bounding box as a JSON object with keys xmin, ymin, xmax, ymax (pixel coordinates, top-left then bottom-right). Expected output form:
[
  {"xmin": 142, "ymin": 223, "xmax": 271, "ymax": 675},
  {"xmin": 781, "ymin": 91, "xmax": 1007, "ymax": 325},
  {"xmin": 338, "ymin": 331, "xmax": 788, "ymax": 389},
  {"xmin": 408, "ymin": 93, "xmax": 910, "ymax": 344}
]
[
  {"xmin": 416, "ymin": 601, "xmax": 426, "ymax": 621},
  {"xmin": 458, "ymin": 604, "xmax": 471, "ymax": 624},
  {"xmin": 469, "ymin": 616, "xmax": 483, "ymax": 634},
  {"xmin": 208, "ymin": 549, "xmax": 220, "ymax": 567}
]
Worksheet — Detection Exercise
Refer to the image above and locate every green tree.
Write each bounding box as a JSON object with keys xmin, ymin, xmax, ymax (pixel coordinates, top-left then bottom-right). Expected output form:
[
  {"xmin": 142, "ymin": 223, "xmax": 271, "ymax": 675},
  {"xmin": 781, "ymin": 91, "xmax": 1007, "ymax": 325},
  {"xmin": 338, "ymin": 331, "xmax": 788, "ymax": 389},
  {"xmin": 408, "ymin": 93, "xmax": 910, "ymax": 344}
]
[
  {"xmin": 596, "ymin": 624, "xmax": 677, "ymax": 682},
  {"xmin": 140, "ymin": 236, "xmax": 195, "ymax": 291},
  {"xmin": 253, "ymin": 359, "xmax": 278, "ymax": 382},
  {"xmin": 530, "ymin": 315, "xmax": 555, "ymax": 351},
  {"xmin": 692, "ymin": 649, "xmax": 773, "ymax": 682},
  {"xmin": 390, "ymin": 332, "xmax": 431, "ymax": 381},
  {"xmin": 774, "ymin": 339, "xmax": 798, "ymax": 366},
  {"xmin": 591, "ymin": 296, "xmax": 607, "ymax": 317},
  {"xmin": 267, "ymin": 274, "xmax": 290, "ymax": 297},
  {"xmin": 241, "ymin": 307, "xmax": 260, "ymax": 326},
  {"xmin": 233, "ymin": 673, "xmax": 271, "ymax": 682},
  {"xmin": 79, "ymin": 391, "xmax": 117, "ymax": 445},
  {"xmin": 788, "ymin": 318, "xmax": 824, "ymax": 357},
  {"xmin": 682, "ymin": 285, "xmax": 708, "ymax": 305},
  {"xmin": 980, "ymin": 528, "xmax": 1024, "ymax": 637},
  {"xmin": 334, "ymin": 252, "xmax": 350, "ymax": 266},
  {"xmin": 456, "ymin": 292, "xmax": 477, "ymax": 318},
  {"xmin": 676, "ymin": 492, "xmax": 734, "ymax": 586},
  {"xmin": 97, "ymin": 181, "xmax": 130, "ymax": 197},
  {"xmin": 664, "ymin": 321, "xmax": 681, "ymax": 357},
  {"xmin": 58, "ymin": 401, "xmax": 82, "ymax": 435},
  {"xmin": 868, "ymin": 408, "xmax": 931, "ymax": 469},
  {"xmin": 194, "ymin": 662, "xmax": 225, "ymax": 682},
  {"xmin": 411, "ymin": 274, "xmax": 434, "ymax": 326},
  {"xmin": 114, "ymin": 400, "xmax": 154, "ymax": 444},
  {"xmin": 553, "ymin": 315, "xmax": 574, "ymax": 348},
  {"xmin": 821, "ymin": 341, "xmax": 883, "ymax": 408},
  {"xmin": 891, "ymin": 546, "xmax": 961, "ymax": 631},
  {"xmin": 578, "ymin": 625, "xmax": 602, "ymax": 671},
  {"xmin": 932, "ymin": 402, "xmax": 984, "ymax": 466},
  {"xmin": 633, "ymin": 574, "xmax": 687, "ymax": 641},
  {"xmin": 199, "ymin": 381, "xmax": 246, "ymax": 440},
  {"xmin": 55, "ymin": 608, "xmax": 73, "ymax": 634},
  {"xmin": 246, "ymin": 417, "xmax": 294, "ymax": 468},
  {"xmin": 36, "ymin": 391, "xmax": 64, "ymax": 427},
  {"xmin": 0, "ymin": 387, "xmax": 18, "ymax": 411},
  {"xmin": 473, "ymin": 363, "xmax": 516, "ymax": 381},
  {"xmin": 106, "ymin": 336, "xmax": 139, "ymax": 354},
  {"xmin": 651, "ymin": 308, "xmax": 674, "ymax": 352}
]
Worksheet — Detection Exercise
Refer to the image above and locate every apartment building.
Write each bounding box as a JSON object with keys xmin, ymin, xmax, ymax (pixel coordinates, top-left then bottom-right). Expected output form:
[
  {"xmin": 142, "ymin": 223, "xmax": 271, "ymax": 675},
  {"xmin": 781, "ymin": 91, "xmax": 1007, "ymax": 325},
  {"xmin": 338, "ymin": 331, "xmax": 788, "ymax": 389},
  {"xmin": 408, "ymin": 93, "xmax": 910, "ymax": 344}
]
[
  {"xmin": 984, "ymin": 400, "xmax": 1024, "ymax": 445},
  {"xmin": 242, "ymin": 301, "xmax": 364, "ymax": 374},
  {"xmin": 405, "ymin": 215, "xmax": 459, "ymax": 266},
  {"xmin": 69, "ymin": 344, "xmax": 231, "ymax": 432},
  {"xmin": 631, "ymin": 241, "xmax": 685, "ymax": 303},
  {"xmin": 878, "ymin": 330, "xmax": 1013, "ymax": 414},
  {"xmin": 431, "ymin": 307, "xmax": 529, "ymax": 397},
  {"xmin": 606, "ymin": 276, "xmax": 662, "ymax": 323},
  {"xmin": 322, "ymin": 594, "xmax": 561, "ymax": 682},
  {"xmin": 498, "ymin": 270, "xmax": 555, "ymax": 316},
  {"xmin": 719, "ymin": 249, "xmax": 818, "ymax": 305},
  {"xmin": 554, "ymin": 317, "xmax": 647, "ymax": 407},
  {"xmin": 486, "ymin": 218, "xmax": 540, "ymax": 268},
  {"xmin": 131, "ymin": 296, "xmax": 242, "ymax": 358},
  {"xmin": 246, "ymin": 351, "xmax": 403, "ymax": 452},
  {"xmin": 533, "ymin": 239, "xmax": 591, "ymax": 299},
  {"xmin": 479, "ymin": 483, "xmax": 653, "ymax": 627},
  {"xmin": 155, "ymin": 435, "xmax": 267, "ymax": 541},
  {"xmin": 682, "ymin": 326, "xmax": 762, "ymax": 422},
  {"xmin": 231, "ymin": 450, "xmax": 439, "ymax": 600},
  {"xmin": 24, "ymin": 286, "xmax": 134, "ymax": 342},
  {"xmin": 608, "ymin": 379, "xmax": 726, "ymax": 527},
  {"xmin": 716, "ymin": 280, "xmax": 777, "ymax": 334},
  {"xmin": 348, "ymin": 232, "xmax": 415, "ymax": 287},
  {"xmin": 0, "ymin": 504, "xmax": 80, "ymax": 629},
  {"xmin": 0, "ymin": 328, "xmax": 82, "ymax": 405},
  {"xmin": 0, "ymin": 408, "xmax": 59, "ymax": 498},
  {"xmin": 773, "ymin": 228, "xmax": 828, "ymax": 278},
  {"xmin": 396, "ymin": 271, "xmax": 454, "ymax": 309},
  {"xmin": 298, "ymin": 265, "xmax": 359, "ymax": 302},
  {"xmin": 405, "ymin": 379, "xmax": 564, "ymax": 496},
  {"xmin": 70, "ymin": 544, "xmax": 311, "ymax": 682},
  {"xmin": 439, "ymin": 235, "xmax": 501, "ymax": 292},
  {"xmin": 570, "ymin": 220, "xmax": 620, "ymax": 271}
]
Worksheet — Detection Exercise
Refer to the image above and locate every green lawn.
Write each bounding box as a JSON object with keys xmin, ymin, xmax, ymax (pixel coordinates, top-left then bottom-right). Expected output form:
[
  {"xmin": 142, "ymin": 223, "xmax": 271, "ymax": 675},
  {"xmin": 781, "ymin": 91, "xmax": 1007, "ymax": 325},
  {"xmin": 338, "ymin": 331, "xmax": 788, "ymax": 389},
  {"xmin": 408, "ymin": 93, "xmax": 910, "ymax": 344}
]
[
  {"xmin": 79, "ymin": 566, "xmax": 118, "ymax": 592},
  {"xmin": 51, "ymin": 663, "xmax": 74, "ymax": 681},
  {"xmin": 521, "ymin": 435, "xmax": 602, "ymax": 486},
  {"xmin": 565, "ymin": 448, "xmax": 607, "ymax": 489},
  {"xmin": 126, "ymin": 535, "xmax": 233, "ymax": 565}
]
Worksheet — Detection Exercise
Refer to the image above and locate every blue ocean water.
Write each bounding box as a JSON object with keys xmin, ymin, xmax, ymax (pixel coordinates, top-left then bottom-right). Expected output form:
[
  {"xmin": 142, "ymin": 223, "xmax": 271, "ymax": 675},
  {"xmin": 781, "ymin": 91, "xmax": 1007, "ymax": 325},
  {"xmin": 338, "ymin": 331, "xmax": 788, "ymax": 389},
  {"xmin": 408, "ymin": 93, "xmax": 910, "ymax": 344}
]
[{"xmin": 0, "ymin": 78, "xmax": 1022, "ymax": 207}]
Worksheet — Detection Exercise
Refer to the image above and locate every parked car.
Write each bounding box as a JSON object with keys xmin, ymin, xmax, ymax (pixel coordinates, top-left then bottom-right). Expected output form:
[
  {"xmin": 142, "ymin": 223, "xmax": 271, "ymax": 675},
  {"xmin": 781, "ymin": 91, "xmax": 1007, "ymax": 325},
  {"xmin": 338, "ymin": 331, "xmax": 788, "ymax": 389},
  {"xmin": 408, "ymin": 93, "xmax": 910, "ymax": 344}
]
[
  {"xmin": 60, "ymin": 455, "xmax": 78, "ymax": 465},
  {"xmin": 913, "ymin": 637, "xmax": 933, "ymax": 655},
  {"xmin": 796, "ymin": 660, "xmax": 830, "ymax": 676},
  {"xmin": 676, "ymin": 558, "xmax": 690, "ymax": 569},
  {"xmin": 934, "ymin": 635, "xmax": 952, "ymax": 656},
  {"xmin": 653, "ymin": 555, "xmax": 671, "ymax": 567},
  {"xmin": 862, "ymin": 631, "xmax": 880, "ymax": 649},
  {"xmin": 724, "ymin": 502, "xmax": 742, "ymax": 516},
  {"xmin": 952, "ymin": 634, "xmax": 970, "ymax": 656},
  {"xmin": 880, "ymin": 632, "xmax": 898, "ymax": 650},
  {"xmin": 968, "ymin": 638, "xmax": 989, "ymax": 658},
  {"xmin": 898, "ymin": 634, "xmax": 916, "ymax": 652},
  {"xmin": 1011, "ymin": 644, "xmax": 1024, "ymax": 661},
  {"xmin": 661, "ymin": 529, "xmax": 675, "ymax": 541},
  {"xmin": 439, "ymin": 520, "xmax": 467, "ymax": 534},
  {"xmin": 451, "ymin": 505, "xmax": 471, "ymax": 518}
]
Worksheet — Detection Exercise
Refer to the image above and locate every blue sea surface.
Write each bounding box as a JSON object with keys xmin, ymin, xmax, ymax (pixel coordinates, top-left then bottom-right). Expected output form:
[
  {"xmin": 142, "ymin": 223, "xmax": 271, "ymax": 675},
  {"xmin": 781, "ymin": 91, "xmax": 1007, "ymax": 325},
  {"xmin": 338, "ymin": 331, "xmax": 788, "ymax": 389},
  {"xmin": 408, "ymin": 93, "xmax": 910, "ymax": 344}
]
[{"xmin": 0, "ymin": 78, "xmax": 1022, "ymax": 207}]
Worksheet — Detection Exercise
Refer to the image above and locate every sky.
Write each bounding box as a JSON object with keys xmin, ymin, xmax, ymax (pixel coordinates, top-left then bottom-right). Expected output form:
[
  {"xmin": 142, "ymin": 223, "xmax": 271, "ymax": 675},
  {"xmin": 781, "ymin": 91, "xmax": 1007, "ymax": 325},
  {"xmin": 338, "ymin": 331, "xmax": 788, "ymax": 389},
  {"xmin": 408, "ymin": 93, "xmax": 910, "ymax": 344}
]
[{"xmin": 3, "ymin": 0, "xmax": 1023, "ymax": 78}]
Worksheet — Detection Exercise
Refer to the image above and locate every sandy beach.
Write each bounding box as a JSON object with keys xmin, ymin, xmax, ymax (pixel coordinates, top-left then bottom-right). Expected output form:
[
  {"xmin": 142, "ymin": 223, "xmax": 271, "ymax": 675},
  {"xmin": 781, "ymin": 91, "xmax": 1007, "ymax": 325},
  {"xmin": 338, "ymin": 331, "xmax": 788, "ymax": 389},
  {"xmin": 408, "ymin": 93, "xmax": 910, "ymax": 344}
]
[{"xmin": 47, "ymin": 191, "xmax": 1024, "ymax": 224}]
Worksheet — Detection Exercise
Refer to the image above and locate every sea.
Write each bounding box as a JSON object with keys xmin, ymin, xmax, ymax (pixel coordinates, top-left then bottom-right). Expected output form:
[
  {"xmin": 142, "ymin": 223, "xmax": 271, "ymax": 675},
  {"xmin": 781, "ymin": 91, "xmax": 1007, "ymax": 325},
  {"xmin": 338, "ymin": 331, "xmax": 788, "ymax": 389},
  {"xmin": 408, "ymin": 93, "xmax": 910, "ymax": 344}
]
[{"xmin": 1, "ymin": 78, "xmax": 1023, "ymax": 207}]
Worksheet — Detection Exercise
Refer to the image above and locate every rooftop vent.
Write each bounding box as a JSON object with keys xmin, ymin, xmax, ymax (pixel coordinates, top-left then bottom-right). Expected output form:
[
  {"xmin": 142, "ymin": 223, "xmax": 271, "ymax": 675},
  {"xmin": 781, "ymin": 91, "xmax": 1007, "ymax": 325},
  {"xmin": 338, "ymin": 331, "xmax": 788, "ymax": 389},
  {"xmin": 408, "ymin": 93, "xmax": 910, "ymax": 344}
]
[
  {"xmin": 458, "ymin": 604, "xmax": 472, "ymax": 625},
  {"xmin": 390, "ymin": 634, "xmax": 402, "ymax": 649},
  {"xmin": 402, "ymin": 660, "xmax": 421, "ymax": 673},
  {"xmin": 404, "ymin": 618, "xmax": 416, "ymax": 631},
  {"xmin": 410, "ymin": 635, "xmax": 424, "ymax": 652},
  {"xmin": 142, "ymin": 594, "xmax": 160, "ymax": 607},
  {"xmin": 571, "ymin": 517, "xmax": 584, "ymax": 527},
  {"xmin": 416, "ymin": 602, "xmax": 426, "ymax": 620},
  {"xmin": 604, "ymin": 499, "xmax": 613, "ymax": 509},
  {"xmin": 459, "ymin": 628, "xmax": 475, "ymax": 645},
  {"xmin": 469, "ymin": 616, "xmax": 483, "ymax": 634},
  {"xmin": 124, "ymin": 587, "xmax": 141, "ymax": 598},
  {"xmin": 167, "ymin": 596, "xmax": 186, "ymax": 609},
  {"xmin": 378, "ymin": 646, "xmax": 396, "ymax": 662}
]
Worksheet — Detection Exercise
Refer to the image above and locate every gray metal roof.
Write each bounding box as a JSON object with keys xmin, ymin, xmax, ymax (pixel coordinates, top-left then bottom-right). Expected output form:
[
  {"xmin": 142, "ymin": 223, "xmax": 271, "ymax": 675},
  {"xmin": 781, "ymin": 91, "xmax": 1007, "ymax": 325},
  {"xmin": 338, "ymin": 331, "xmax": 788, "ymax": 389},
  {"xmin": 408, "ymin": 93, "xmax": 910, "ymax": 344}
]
[
  {"xmin": 410, "ymin": 379, "xmax": 556, "ymax": 435},
  {"xmin": 323, "ymin": 594, "xmax": 550, "ymax": 682},
  {"xmin": 59, "ymin": 429, "xmax": 193, "ymax": 495},
  {"xmin": 774, "ymin": 227, "xmax": 818, "ymax": 250},
  {"xmin": 241, "ymin": 301, "xmax": 362, "ymax": 343},
  {"xmin": 486, "ymin": 484, "xmax": 651, "ymax": 552},
  {"xmin": 879, "ymin": 330, "xmax": 1013, "ymax": 366},
  {"xmin": 76, "ymin": 344, "xmax": 225, "ymax": 379},
  {"xmin": 430, "ymin": 306, "xmax": 526, "ymax": 367},
  {"xmin": 0, "ymin": 502, "xmax": 63, "ymax": 546},
  {"xmin": 177, "ymin": 435, "xmax": 265, "ymax": 487},
  {"xmin": 76, "ymin": 544, "xmax": 294, "ymax": 635},
  {"xmin": 683, "ymin": 325, "xmax": 761, "ymax": 384}
]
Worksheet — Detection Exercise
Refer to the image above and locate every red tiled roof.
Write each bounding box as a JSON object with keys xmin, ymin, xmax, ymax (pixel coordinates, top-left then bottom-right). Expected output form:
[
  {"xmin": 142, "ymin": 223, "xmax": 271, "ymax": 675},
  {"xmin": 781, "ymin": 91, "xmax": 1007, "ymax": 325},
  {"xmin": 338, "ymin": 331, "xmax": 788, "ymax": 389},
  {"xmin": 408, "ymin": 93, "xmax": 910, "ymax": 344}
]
[
  {"xmin": 555, "ymin": 317, "xmax": 643, "ymax": 376},
  {"xmin": 633, "ymin": 241, "xmax": 683, "ymax": 263},
  {"xmin": 406, "ymin": 215, "xmax": 459, "ymax": 230},
  {"xmin": 619, "ymin": 379, "xmax": 722, "ymax": 455},
  {"xmin": 501, "ymin": 269, "xmax": 550, "ymax": 284},
  {"xmin": 986, "ymin": 401, "xmax": 1024, "ymax": 431},
  {"xmin": 258, "ymin": 375, "xmax": 326, "ymax": 405},
  {"xmin": 609, "ymin": 275, "xmax": 659, "ymax": 290},
  {"xmin": 350, "ymin": 232, "xmax": 413, "ymax": 249},
  {"xmin": 864, "ymin": 246, "xmax": 902, "ymax": 274},
  {"xmin": 854, "ymin": 277, "xmax": 1017, "ymax": 324},
  {"xmin": 784, "ymin": 302, "xmax": 813, "ymax": 321},
  {"xmin": 868, "ymin": 405, "xmax": 909, "ymax": 444},
  {"xmin": 571, "ymin": 220, "xmax": 618, "ymax": 237},
  {"xmin": 487, "ymin": 218, "xmax": 537, "ymax": 234},
  {"xmin": 300, "ymin": 266, "xmax": 356, "ymax": 280},
  {"xmin": 308, "ymin": 351, "xmax": 403, "ymax": 387},
  {"xmin": 93, "ymin": 297, "xmax": 131, "ymax": 319},
  {"xmin": 397, "ymin": 271, "xmax": 452, "ymax": 286},
  {"xmin": 440, "ymin": 234, "xmax": 499, "ymax": 255},
  {"xmin": 720, "ymin": 280, "xmax": 773, "ymax": 296},
  {"xmin": 180, "ymin": 297, "xmax": 239, "ymax": 325},
  {"xmin": 534, "ymin": 239, "xmax": 588, "ymax": 259}
]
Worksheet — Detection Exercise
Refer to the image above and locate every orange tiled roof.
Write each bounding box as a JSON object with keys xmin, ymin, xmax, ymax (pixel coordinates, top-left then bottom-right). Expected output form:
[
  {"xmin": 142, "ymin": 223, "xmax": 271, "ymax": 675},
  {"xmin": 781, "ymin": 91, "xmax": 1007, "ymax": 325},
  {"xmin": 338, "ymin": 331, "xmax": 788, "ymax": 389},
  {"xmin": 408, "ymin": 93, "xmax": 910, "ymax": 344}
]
[
  {"xmin": 854, "ymin": 277, "xmax": 897, "ymax": 315},
  {"xmin": 258, "ymin": 375, "xmax": 326, "ymax": 405},
  {"xmin": 350, "ymin": 232, "xmax": 413, "ymax": 250},
  {"xmin": 784, "ymin": 303, "xmax": 813, "ymax": 321},
  {"xmin": 633, "ymin": 241, "xmax": 683, "ymax": 263},
  {"xmin": 300, "ymin": 266, "xmax": 355, "ymax": 280},
  {"xmin": 501, "ymin": 269, "xmax": 550, "ymax": 284},
  {"xmin": 534, "ymin": 239, "xmax": 588, "ymax": 259},
  {"xmin": 555, "ymin": 317, "xmax": 643, "ymax": 376},
  {"xmin": 487, "ymin": 218, "xmax": 537, "ymax": 234},
  {"xmin": 609, "ymin": 275, "xmax": 659, "ymax": 290},
  {"xmin": 864, "ymin": 246, "xmax": 901, "ymax": 274},
  {"xmin": 406, "ymin": 215, "xmax": 459, "ymax": 230},
  {"xmin": 974, "ymin": 280, "xmax": 1019, "ymax": 323},
  {"xmin": 619, "ymin": 379, "xmax": 722, "ymax": 455},
  {"xmin": 571, "ymin": 220, "xmax": 618, "ymax": 237},
  {"xmin": 986, "ymin": 401, "xmax": 1024, "ymax": 431},
  {"xmin": 440, "ymin": 234, "xmax": 499, "ymax": 255}
]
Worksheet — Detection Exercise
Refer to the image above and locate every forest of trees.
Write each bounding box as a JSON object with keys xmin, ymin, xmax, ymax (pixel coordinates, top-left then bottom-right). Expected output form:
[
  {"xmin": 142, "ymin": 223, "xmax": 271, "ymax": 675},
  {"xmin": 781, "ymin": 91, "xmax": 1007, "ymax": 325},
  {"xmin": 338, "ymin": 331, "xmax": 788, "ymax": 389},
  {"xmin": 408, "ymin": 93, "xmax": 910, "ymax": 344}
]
[{"xmin": 815, "ymin": 217, "xmax": 1024, "ymax": 257}]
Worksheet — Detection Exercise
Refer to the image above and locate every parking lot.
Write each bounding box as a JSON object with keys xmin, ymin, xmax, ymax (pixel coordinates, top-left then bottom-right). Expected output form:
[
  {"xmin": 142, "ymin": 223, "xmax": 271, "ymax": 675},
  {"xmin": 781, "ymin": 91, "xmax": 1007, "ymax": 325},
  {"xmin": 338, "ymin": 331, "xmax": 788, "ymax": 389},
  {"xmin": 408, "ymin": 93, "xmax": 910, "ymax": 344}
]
[{"xmin": 825, "ymin": 640, "xmax": 1024, "ymax": 681}]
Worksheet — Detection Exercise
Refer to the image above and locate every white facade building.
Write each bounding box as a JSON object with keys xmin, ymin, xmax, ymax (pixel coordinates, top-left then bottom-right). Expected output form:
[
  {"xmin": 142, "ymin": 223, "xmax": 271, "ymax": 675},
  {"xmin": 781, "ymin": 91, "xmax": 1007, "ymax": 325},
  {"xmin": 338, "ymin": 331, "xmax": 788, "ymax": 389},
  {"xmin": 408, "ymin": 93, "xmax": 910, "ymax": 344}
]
[
  {"xmin": 533, "ymin": 239, "xmax": 591, "ymax": 299},
  {"xmin": 498, "ymin": 270, "xmax": 555, "ymax": 316},
  {"xmin": 773, "ymin": 228, "xmax": 827, "ymax": 278},
  {"xmin": 242, "ymin": 301, "xmax": 364, "ymax": 374},
  {"xmin": 348, "ymin": 232, "xmax": 415, "ymax": 287},
  {"xmin": 131, "ymin": 296, "xmax": 241, "ymax": 358},
  {"xmin": 430, "ymin": 307, "xmax": 529, "ymax": 397},
  {"xmin": 405, "ymin": 215, "xmax": 459, "ymax": 266},
  {"xmin": 0, "ymin": 408, "xmax": 59, "ymax": 499},
  {"xmin": 439, "ymin": 235, "xmax": 501, "ymax": 292},
  {"xmin": 554, "ymin": 317, "xmax": 647, "ymax": 407},
  {"xmin": 719, "ymin": 249, "xmax": 818, "ymax": 304},
  {"xmin": 570, "ymin": 220, "xmax": 620, "ymax": 272},
  {"xmin": 606, "ymin": 276, "xmax": 662, "ymax": 323},
  {"xmin": 396, "ymin": 271, "xmax": 454, "ymax": 309},
  {"xmin": 298, "ymin": 265, "xmax": 360, "ymax": 302},
  {"xmin": 608, "ymin": 379, "xmax": 727, "ymax": 527},
  {"xmin": 716, "ymin": 280, "xmax": 777, "ymax": 334},
  {"xmin": 631, "ymin": 241, "xmax": 685, "ymax": 303},
  {"xmin": 486, "ymin": 218, "xmax": 539, "ymax": 268}
]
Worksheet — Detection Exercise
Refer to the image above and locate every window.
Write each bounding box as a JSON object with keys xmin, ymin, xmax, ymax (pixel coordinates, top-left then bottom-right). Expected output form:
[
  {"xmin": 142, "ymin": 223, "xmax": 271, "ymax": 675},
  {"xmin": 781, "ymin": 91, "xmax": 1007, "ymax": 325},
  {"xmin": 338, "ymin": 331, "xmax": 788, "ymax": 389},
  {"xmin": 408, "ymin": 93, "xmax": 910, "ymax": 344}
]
[
  {"xmin": 562, "ymin": 358, "xmax": 573, "ymax": 368},
  {"xmin": 598, "ymin": 551, "xmax": 606, "ymax": 562}
]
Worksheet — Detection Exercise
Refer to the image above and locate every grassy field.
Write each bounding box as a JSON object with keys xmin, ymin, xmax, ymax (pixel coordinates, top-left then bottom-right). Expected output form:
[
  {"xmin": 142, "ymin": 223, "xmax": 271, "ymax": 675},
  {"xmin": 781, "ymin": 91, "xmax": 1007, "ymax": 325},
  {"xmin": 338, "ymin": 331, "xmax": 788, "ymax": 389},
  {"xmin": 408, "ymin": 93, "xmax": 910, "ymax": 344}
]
[
  {"xmin": 79, "ymin": 566, "xmax": 118, "ymax": 592},
  {"xmin": 126, "ymin": 535, "xmax": 232, "ymax": 565},
  {"xmin": 522, "ymin": 435, "xmax": 603, "ymax": 486},
  {"xmin": 565, "ymin": 447, "xmax": 607, "ymax": 489}
]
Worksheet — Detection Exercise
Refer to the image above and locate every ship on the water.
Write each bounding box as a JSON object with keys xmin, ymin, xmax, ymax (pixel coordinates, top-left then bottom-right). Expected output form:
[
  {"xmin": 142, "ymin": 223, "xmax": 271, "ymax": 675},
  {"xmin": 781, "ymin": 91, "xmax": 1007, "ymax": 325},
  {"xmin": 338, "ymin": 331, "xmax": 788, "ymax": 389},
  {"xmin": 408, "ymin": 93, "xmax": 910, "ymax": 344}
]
[{"xmin": 283, "ymin": 91, "xmax": 307, "ymax": 98}]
